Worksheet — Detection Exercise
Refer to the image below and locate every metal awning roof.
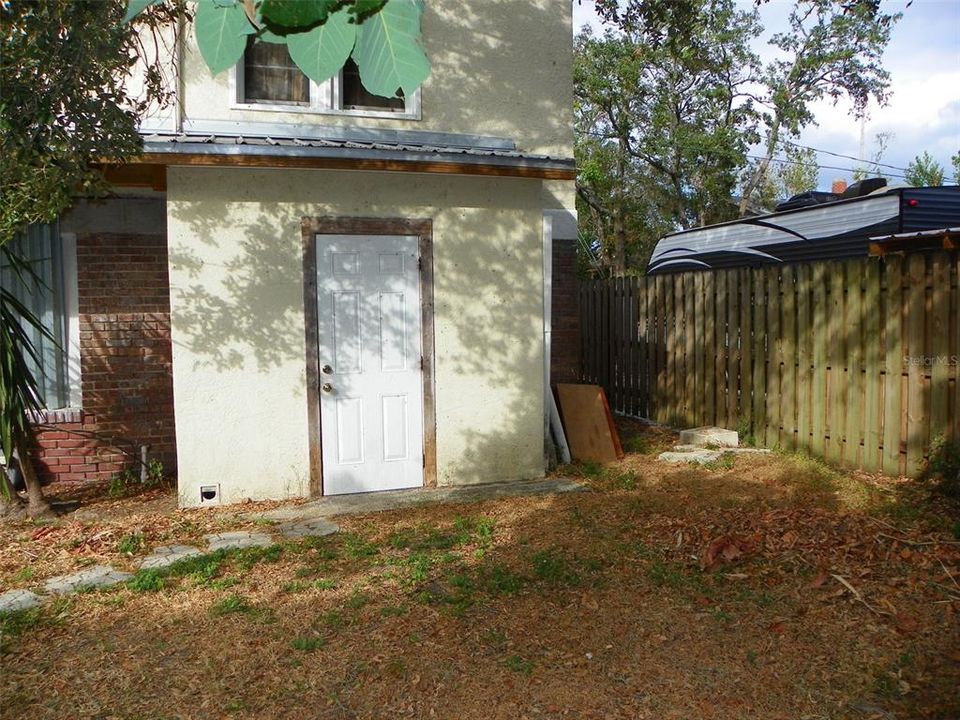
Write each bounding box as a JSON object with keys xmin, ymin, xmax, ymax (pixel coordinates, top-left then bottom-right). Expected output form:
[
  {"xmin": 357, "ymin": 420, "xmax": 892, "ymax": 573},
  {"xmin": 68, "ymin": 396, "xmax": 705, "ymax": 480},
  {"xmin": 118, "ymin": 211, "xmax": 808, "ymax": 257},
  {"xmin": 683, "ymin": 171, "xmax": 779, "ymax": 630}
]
[
  {"xmin": 868, "ymin": 227, "xmax": 959, "ymax": 256},
  {"xmin": 138, "ymin": 131, "xmax": 575, "ymax": 178}
]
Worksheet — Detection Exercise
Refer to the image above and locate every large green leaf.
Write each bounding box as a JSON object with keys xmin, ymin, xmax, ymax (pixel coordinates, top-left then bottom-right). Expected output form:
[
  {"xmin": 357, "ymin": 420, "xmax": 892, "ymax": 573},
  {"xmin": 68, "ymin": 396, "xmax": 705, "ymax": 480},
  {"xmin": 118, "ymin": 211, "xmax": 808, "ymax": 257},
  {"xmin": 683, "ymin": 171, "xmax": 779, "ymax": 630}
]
[
  {"xmin": 352, "ymin": 0, "xmax": 429, "ymax": 98},
  {"xmin": 194, "ymin": 0, "xmax": 251, "ymax": 75},
  {"xmin": 286, "ymin": 8, "xmax": 357, "ymax": 84},
  {"xmin": 260, "ymin": 0, "xmax": 339, "ymax": 29},
  {"xmin": 123, "ymin": 0, "xmax": 162, "ymax": 23}
]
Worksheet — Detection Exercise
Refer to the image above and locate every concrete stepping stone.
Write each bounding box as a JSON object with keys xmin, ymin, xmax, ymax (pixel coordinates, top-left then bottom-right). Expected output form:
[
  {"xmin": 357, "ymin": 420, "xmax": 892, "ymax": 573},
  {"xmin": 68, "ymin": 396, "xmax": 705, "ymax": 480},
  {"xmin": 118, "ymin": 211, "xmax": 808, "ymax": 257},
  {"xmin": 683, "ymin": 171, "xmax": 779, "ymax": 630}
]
[
  {"xmin": 678, "ymin": 426, "xmax": 738, "ymax": 448},
  {"xmin": 0, "ymin": 589, "xmax": 47, "ymax": 613},
  {"xmin": 205, "ymin": 531, "xmax": 274, "ymax": 552},
  {"xmin": 658, "ymin": 450, "xmax": 723, "ymax": 465},
  {"xmin": 139, "ymin": 544, "xmax": 204, "ymax": 570},
  {"xmin": 43, "ymin": 565, "xmax": 133, "ymax": 594},
  {"xmin": 277, "ymin": 518, "xmax": 340, "ymax": 539}
]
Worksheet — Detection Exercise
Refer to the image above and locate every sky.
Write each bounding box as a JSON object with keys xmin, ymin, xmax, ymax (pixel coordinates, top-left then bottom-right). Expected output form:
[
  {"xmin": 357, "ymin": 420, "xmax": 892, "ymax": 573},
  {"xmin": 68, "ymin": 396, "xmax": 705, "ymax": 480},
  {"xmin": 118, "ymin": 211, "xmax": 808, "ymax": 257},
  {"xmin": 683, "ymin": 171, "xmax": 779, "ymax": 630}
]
[{"xmin": 571, "ymin": 0, "xmax": 960, "ymax": 190}]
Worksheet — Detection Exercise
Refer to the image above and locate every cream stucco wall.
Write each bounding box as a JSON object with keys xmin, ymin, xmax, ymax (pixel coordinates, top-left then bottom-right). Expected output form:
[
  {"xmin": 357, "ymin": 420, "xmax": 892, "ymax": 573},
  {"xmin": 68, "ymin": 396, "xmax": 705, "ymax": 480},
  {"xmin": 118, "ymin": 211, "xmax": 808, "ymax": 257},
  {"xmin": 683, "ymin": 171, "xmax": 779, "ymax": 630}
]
[
  {"xmin": 167, "ymin": 167, "xmax": 574, "ymax": 506},
  {"xmin": 179, "ymin": 0, "xmax": 574, "ymax": 158}
]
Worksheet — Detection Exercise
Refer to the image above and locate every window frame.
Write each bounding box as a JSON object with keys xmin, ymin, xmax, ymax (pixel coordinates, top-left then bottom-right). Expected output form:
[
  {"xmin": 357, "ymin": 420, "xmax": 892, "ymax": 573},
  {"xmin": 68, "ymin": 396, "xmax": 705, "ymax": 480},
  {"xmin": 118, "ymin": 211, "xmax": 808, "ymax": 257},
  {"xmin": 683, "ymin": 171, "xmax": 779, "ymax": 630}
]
[{"xmin": 229, "ymin": 55, "xmax": 421, "ymax": 120}]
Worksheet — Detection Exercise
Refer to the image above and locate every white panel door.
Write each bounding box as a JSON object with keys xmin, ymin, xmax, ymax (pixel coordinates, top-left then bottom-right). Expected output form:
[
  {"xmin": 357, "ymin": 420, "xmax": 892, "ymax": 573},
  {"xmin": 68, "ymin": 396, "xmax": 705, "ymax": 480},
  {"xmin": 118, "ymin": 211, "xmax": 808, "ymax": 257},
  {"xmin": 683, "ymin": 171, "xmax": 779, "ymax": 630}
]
[{"xmin": 316, "ymin": 235, "xmax": 424, "ymax": 494}]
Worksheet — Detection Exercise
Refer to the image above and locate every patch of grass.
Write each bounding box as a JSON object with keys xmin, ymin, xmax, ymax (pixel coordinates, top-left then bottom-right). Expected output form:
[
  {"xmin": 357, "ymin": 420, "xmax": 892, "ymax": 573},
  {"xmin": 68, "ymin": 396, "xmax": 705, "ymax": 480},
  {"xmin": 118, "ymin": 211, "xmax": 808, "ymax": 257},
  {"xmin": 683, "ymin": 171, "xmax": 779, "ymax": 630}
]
[
  {"xmin": 117, "ymin": 532, "xmax": 145, "ymax": 556},
  {"xmin": 282, "ymin": 581, "xmax": 309, "ymax": 593},
  {"xmin": 614, "ymin": 472, "xmax": 638, "ymax": 490},
  {"xmin": 291, "ymin": 635, "xmax": 326, "ymax": 652},
  {"xmin": 314, "ymin": 578, "xmax": 337, "ymax": 590},
  {"xmin": 127, "ymin": 570, "xmax": 166, "ymax": 593},
  {"xmin": 576, "ymin": 460, "xmax": 604, "ymax": 478},
  {"xmin": 13, "ymin": 567, "xmax": 34, "ymax": 582},
  {"xmin": 342, "ymin": 533, "xmax": 380, "ymax": 559},
  {"xmin": 702, "ymin": 453, "xmax": 736, "ymax": 471},
  {"xmin": 531, "ymin": 550, "xmax": 580, "ymax": 587},
  {"xmin": 321, "ymin": 610, "xmax": 345, "ymax": 629},
  {"xmin": 209, "ymin": 594, "xmax": 253, "ymax": 617},
  {"xmin": 344, "ymin": 589, "xmax": 370, "ymax": 610},
  {"xmin": 379, "ymin": 604, "xmax": 407, "ymax": 617},
  {"xmin": 504, "ymin": 654, "xmax": 534, "ymax": 676},
  {"xmin": 0, "ymin": 607, "xmax": 44, "ymax": 651},
  {"xmin": 234, "ymin": 544, "xmax": 282, "ymax": 571},
  {"xmin": 479, "ymin": 564, "xmax": 526, "ymax": 596},
  {"xmin": 624, "ymin": 435, "xmax": 653, "ymax": 454},
  {"xmin": 645, "ymin": 559, "xmax": 688, "ymax": 589}
]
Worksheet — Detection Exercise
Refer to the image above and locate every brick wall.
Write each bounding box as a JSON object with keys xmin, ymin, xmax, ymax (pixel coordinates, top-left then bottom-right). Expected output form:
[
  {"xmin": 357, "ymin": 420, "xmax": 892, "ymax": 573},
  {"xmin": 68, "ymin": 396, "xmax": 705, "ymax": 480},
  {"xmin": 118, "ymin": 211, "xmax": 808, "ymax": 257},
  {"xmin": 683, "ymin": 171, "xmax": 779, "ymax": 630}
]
[
  {"xmin": 551, "ymin": 238, "xmax": 581, "ymax": 384},
  {"xmin": 33, "ymin": 232, "xmax": 177, "ymax": 483}
]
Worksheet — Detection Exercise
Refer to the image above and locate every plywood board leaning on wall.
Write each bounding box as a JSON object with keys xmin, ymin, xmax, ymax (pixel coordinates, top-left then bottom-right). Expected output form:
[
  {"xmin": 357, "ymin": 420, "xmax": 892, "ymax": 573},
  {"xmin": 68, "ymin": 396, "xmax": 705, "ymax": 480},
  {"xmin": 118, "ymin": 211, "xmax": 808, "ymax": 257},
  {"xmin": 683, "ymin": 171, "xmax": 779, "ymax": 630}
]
[{"xmin": 556, "ymin": 384, "xmax": 623, "ymax": 464}]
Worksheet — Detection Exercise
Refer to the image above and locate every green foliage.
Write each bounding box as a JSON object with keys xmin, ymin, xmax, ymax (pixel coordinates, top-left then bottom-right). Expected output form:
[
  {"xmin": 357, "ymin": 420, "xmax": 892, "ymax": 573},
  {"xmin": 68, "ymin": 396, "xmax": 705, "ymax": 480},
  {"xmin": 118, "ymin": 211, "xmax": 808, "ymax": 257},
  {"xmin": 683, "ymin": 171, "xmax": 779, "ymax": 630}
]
[
  {"xmin": 209, "ymin": 594, "xmax": 253, "ymax": 616},
  {"xmin": 924, "ymin": 435, "xmax": 960, "ymax": 500},
  {"xmin": 0, "ymin": 607, "xmax": 44, "ymax": 653},
  {"xmin": 126, "ymin": 0, "xmax": 429, "ymax": 100},
  {"xmin": 117, "ymin": 532, "xmax": 146, "ymax": 555},
  {"xmin": 575, "ymin": 0, "xmax": 761, "ymax": 274},
  {"xmin": 286, "ymin": 7, "xmax": 357, "ymax": 84},
  {"xmin": 531, "ymin": 550, "xmax": 580, "ymax": 586},
  {"xmin": 504, "ymin": 654, "xmax": 534, "ymax": 676},
  {"xmin": 905, "ymin": 151, "xmax": 946, "ymax": 187},
  {"xmin": 952, "ymin": 152, "xmax": 960, "ymax": 185},
  {"xmin": 290, "ymin": 635, "xmax": 326, "ymax": 652},
  {"xmin": 740, "ymin": 0, "xmax": 899, "ymax": 214},
  {"xmin": 193, "ymin": 0, "xmax": 251, "ymax": 75}
]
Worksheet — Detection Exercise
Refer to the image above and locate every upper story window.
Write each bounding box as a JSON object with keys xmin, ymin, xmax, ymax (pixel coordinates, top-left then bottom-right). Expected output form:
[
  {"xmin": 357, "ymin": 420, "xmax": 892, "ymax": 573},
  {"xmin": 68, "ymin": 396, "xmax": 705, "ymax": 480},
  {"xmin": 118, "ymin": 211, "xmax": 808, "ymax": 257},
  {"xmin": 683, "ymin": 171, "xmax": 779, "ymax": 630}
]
[{"xmin": 233, "ymin": 40, "xmax": 419, "ymax": 119}]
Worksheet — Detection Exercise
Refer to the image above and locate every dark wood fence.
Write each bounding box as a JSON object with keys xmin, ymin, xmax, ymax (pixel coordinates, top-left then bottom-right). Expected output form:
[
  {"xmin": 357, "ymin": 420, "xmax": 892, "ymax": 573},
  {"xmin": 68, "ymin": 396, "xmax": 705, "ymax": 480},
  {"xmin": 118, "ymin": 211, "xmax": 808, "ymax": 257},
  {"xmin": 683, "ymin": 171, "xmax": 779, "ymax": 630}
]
[{"xmin": 580, "ymin": 252, "xmax": 960, "ymax": 476}]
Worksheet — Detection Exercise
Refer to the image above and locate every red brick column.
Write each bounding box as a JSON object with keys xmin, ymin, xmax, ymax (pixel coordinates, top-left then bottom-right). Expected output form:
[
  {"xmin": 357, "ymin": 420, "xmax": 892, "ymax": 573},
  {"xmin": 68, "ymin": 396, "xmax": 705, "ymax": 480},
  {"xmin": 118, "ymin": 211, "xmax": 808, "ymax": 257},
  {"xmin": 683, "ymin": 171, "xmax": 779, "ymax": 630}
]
[
  {"xmin": 33, "ymin": 233, "xmax": 177, "ymax": 484},
  {"xmin": 550, "ymin": 238, "xmax": 581, "ymax": 384}
]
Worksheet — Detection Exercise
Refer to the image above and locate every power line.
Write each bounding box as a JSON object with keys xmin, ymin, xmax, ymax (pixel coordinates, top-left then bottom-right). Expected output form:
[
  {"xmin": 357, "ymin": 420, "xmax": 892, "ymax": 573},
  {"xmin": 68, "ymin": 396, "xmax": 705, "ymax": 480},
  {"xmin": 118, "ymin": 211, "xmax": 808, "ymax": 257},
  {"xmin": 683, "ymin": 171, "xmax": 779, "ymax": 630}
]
[
  {"xmin": 747, "ymin": 153, "xmax": 910, "ymax": 181},
  {"xmin": 777, "ymin": 137, "xmax": 909, "ymax": 173}
]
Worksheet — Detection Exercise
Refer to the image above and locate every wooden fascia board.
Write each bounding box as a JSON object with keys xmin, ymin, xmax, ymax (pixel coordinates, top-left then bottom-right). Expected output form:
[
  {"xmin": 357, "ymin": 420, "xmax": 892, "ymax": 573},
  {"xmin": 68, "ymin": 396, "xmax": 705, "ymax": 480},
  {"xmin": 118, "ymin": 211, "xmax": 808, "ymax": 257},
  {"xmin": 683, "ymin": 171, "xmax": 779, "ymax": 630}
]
[{"xmin": 133, "ymin": 151, "xmax": 576, "ymax": 180}]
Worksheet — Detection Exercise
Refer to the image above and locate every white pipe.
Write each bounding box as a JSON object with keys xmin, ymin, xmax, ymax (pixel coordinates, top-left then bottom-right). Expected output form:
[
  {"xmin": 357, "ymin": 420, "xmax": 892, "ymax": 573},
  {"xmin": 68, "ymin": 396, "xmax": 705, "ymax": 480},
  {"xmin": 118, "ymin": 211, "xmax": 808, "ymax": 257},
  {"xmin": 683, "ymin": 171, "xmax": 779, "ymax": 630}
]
[{"xmin": 542, "ymin": 213, "xmax": 571, "ymax": 464}]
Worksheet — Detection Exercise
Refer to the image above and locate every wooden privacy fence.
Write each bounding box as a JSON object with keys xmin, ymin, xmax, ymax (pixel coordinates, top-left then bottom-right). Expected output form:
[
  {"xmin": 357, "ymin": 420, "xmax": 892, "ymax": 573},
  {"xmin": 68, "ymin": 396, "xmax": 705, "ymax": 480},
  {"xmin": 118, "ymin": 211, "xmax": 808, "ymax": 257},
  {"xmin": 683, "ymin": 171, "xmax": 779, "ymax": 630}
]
[{"xmin": 580, "ymin": 252, "xmax": 960, "ymax": 477}]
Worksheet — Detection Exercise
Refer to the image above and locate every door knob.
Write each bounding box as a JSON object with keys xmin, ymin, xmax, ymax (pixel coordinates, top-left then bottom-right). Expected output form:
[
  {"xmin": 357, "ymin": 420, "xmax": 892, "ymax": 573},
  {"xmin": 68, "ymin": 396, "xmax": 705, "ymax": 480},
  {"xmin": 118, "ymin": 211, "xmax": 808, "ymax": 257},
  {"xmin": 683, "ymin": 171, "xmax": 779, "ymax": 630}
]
[
  {"xmin": 321, "ymin": 383, "xmax": 333, "ymax": 393},
  {"xmin": 321, "ymin": 364, "xmax": 333, "ymax": 374}
]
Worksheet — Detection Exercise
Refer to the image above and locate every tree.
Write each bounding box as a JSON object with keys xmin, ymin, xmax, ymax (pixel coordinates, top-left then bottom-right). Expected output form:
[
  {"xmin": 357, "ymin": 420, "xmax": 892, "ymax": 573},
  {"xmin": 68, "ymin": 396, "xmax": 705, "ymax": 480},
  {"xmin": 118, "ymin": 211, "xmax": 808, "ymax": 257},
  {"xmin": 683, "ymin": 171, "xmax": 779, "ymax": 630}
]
[
  {"xmin": 852, "ymin": 131, "xmax": 894, "ymax": 182},
  {"xmin": 739, "ymin": 0, "xmax": 900, "ymax": 216},
  {"xmin": 575, "ymin": 0, "xmax": 760, "ymax": 274},
  {"xmin": 952, "ymin": 152, "xmax": 960, "ymax": 185},
  {"xmin": 742, "ymin": 143, "xmax": 819, "ymax": 213},
  {"xmin": 905, "ymin": 151, "xmax": 945, "ymax": 187}
]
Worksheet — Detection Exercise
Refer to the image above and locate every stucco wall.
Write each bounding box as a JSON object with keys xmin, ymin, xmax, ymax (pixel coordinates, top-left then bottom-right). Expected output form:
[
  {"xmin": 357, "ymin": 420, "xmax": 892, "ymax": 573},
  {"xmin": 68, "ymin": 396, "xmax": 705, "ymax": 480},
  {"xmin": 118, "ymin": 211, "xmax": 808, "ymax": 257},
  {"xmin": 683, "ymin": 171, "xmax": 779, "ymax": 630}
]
[
  {"xmin": 167, "ymin": 167, "xmax": 573, "ymax": 506},
  {"xmin": 179, "ymin": 0, "xmax": 573, "ymax": 158}
]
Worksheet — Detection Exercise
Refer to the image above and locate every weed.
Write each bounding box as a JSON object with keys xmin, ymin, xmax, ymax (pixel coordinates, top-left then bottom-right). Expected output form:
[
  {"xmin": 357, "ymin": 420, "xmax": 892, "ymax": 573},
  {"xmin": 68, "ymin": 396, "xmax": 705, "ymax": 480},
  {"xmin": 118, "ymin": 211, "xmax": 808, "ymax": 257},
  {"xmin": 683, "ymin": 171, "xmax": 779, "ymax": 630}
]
[
  {"xmin": 209, "ymin": 578, "xmax": 241, "ymax": 591},
  {"xmin": 504, "ymin": 654, "xmax": 534, "ymax": 676},
  {"xmin": 0, "ymin": 607, "xmax": 43, "ymax": 651},
  {"xmin": 291, "ymin": 635, "xmax": 326, "ymax": 652},
  {"xmin": 531, "ymin": 550, "xmax": 580, "ymax": 586},
  {"xmin": 483, "ymin": 627, "xmax": 507, "ymax": 646},
  {"xmin": 736, "ymin": 419, "xmax": 758, "ymax": 448},
  {"xmin": 108, "ymin": 470, "xmax": 137, "ymax": 498},
  {"xmin": 614, "ymin": 472, "xmax": 637, "ymax": 490},
  {"xmin": 13, "ymin": 567, "xmax": 34, "ymax": 582},
  {"xmin": 117, "ymin": 532, "xmax": 145, "ymax": 556},
  {"xmin": 322, "ymin": 610, "xmax": 345, "ymax": 629},
  {"xmin": 282, "ymin": 581, "xmax": 309, "ymax": 593},
  {"xmin": 313, "ymin": 578, "xmax": 337, "ymax": 590},
  {"xmin": 385, "ymin": 658, "xmax": 406, "ymax": 676},
  {"xmin": 209, "ymin": 595, "xmax": 252, "ymax": 617}
]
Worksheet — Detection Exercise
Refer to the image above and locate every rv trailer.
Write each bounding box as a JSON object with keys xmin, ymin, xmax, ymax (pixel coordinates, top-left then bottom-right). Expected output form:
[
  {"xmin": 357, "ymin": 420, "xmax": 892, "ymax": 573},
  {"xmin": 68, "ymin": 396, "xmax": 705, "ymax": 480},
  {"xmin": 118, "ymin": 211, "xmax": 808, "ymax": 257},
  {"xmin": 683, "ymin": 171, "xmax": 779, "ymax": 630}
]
[{"xmin": 646, "ymin": 184, "xmax": 960, "ymax": 274}]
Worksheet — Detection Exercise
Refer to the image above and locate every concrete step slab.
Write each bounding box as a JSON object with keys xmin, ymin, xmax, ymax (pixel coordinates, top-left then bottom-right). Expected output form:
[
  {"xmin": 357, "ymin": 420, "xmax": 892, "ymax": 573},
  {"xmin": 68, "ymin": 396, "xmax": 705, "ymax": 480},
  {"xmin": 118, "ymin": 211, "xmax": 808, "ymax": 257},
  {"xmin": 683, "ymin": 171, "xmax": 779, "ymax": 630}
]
[
  {"xmin": 0, "ymin": 589, "xmax": 47, "ymax": 613},
  {"xmin": 678, "ymin": 426, "xmax": 739, "ymax": 448},
  {"xmin": 205, "ymin": 531, "xmax": 274, "ymax": 552},
  {"xmin": 43, "ymin": 566, "xmax": 133, "ymax": 594},
  {"xmin": 277, "ymin": 519, "xmax": 340, "ymax": 539},
  {"xmin": 658, "ymin": 450, "xmax": 723, "ymax": 464},
  {"xmin": 139, "ymin": 545, "xmax": 204, "ymax": 571}
]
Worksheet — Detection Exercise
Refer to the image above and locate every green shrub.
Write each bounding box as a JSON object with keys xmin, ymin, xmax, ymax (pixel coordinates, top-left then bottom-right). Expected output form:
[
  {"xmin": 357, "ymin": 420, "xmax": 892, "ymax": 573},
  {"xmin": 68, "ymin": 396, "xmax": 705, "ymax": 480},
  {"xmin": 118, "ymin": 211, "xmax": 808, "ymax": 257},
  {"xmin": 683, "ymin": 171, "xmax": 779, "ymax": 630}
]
[{"xmin": 925, "ymin": 435, "xmax": 960, "ymax": 500}]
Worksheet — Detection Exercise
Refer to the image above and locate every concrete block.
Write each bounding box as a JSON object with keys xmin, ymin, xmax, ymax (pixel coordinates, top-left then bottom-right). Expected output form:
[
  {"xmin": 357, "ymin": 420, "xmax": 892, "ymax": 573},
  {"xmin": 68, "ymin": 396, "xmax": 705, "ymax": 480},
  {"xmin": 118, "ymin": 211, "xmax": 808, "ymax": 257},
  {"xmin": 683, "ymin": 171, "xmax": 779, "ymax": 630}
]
[
  {"xmin": 658, "ymin": 450, "xmax": 723, "ymax": 464},
  {"xmin": 205, "ymin": 531, "xmax": 274, "ymax": 552},
  {"xmin": 43, "ymin": 566, "xmax": 133, "ymax": 594},
  {"xmin": 139, "ymin": 545, "xmax": 204, "ymax": 570},
  {"xmin": 0, "ymin": 589, "xmax": 47, "ymax": 613},
  {"xmin": 277, "ymin": 519, "xmax": 340, "ymax": 539},
  {"xmin": 678, "ymin": 426, "xmax": 738, "ymax": 448}
]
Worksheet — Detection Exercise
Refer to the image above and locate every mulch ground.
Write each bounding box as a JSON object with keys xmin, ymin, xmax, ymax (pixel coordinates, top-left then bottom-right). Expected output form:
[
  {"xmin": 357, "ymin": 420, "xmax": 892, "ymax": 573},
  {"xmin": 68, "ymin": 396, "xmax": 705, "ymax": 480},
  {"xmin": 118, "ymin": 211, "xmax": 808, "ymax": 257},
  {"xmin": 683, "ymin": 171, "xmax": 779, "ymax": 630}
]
[{"xmin": 1, "ymin": 419, "xmax": 958, "ymax": 720}]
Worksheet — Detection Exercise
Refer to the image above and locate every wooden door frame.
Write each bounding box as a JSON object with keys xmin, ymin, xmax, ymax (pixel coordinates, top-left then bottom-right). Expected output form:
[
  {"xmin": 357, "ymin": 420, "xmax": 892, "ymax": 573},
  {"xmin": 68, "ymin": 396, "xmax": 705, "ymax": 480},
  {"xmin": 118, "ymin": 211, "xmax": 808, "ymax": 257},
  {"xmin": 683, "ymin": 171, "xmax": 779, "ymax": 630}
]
[{"xmin": 301, "ymin": 217, "xmax": 437, "ymax": 496}]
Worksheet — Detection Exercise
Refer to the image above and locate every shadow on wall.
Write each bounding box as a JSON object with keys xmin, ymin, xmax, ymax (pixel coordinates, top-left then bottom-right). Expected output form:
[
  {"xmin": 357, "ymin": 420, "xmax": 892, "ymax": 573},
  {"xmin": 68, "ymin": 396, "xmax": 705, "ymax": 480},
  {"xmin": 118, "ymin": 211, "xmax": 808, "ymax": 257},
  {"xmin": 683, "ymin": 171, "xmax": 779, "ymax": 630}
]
[
  {"xmin": 421, "ymin": 0, "xmax": 572, "ymax": 156},
  {"xmin": 167, "ymin": 182, "xmax": 549, "ymax": 488}
]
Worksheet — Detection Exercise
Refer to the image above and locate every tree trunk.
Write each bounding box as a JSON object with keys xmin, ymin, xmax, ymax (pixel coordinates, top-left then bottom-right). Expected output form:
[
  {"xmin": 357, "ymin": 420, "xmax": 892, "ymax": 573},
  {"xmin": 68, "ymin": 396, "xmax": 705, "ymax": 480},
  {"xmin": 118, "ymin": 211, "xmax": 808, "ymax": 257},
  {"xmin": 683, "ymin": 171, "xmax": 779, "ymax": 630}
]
[
  {"xmin": 612, "ymin": 135, "xmax": 628, "ymax": 277},
  {"xmin": 14, "ymin": 437, "xmax": 53, "ymax": 519},
  {"xmin": 0, "ymin": 464, "xmax": 25, "ymax": 519},
  {"xmin": 740, "ymin": 122, "xmax": 781, "ymax": 217}
]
